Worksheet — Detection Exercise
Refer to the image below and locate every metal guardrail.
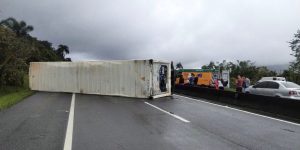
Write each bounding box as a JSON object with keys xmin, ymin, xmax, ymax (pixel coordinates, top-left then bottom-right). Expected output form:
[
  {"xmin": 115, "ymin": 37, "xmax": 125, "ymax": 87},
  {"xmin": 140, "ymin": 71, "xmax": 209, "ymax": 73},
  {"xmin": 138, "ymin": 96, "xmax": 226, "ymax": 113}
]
[{"xmin": 175, "ymin": 85, "xmax": 300, "ymax": 120}]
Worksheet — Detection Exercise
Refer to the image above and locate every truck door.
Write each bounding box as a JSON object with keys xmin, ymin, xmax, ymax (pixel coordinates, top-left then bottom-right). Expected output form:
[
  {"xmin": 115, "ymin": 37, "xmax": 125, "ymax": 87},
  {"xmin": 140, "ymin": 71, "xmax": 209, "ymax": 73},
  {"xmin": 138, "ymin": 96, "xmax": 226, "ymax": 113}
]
[{"xmin": 152, "ymin": 62, "xmax": 171, "ymax": 96}]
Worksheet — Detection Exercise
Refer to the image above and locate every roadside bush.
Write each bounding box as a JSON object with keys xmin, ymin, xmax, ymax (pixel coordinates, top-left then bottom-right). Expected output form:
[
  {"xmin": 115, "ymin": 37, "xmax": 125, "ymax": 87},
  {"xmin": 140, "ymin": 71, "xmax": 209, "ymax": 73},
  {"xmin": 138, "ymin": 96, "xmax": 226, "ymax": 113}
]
[{"xmin": 1, "ymin": 67, "xmax": 25, "ymax": 86}]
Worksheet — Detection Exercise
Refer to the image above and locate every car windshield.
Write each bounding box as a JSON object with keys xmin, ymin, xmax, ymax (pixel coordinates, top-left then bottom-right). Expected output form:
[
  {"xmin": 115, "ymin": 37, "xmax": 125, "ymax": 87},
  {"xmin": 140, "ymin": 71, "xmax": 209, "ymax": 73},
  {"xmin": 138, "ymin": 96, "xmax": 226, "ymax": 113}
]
[{"xmin": 281, "ymin": 82, "xmax": 300, "ymax": 88}]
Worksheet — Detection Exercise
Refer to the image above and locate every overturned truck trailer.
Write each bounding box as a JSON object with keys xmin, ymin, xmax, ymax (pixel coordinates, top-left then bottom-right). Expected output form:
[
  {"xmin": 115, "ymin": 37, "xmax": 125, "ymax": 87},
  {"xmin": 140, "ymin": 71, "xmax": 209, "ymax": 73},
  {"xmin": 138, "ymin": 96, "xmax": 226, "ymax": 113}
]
[{"xmin": 29, "ymin": 60, "xmax": 171, "ymax": 99}]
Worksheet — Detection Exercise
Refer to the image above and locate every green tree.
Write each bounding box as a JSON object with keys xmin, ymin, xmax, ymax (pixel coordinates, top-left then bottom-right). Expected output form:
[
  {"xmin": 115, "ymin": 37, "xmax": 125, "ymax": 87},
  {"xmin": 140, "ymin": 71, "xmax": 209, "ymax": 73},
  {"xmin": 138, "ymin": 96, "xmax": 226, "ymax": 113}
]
[
  {"xmin": 201, "ymin": 61, "xmax": 217, "ymax": 69},
  {"xmin": 207, "ymin": 61, "xmax": 216, "ymax": 69},
  {"xmin": 0, "ymin": 17, "xmax": 71, "ymax": 87},
  {"xmin": 288, "ymin": 30, "xmax": 300, "ymax": 84},
  {"xmin": 176, "ymin": 62, "xmax": 183, "ymax": 70},
  {"xmin": 0, "ymin": 17, "xmax": 34, "ymax": 36},
  {"xmin": 201, "ymin": 65, "xmax": 209, "ymax": 69},
  {"xmin": 217, "ymin": 60, "xmax": 232, "ymax": 73},
  {"xmin": 55, "ymin": 44, "xmax": 71, "ymax": 61}
]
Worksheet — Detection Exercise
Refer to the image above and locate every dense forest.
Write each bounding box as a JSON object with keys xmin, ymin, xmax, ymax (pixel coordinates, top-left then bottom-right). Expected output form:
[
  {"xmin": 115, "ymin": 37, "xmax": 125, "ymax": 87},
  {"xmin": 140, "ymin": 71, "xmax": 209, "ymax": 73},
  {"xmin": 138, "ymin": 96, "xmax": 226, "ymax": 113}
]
[{"xmin": 0, "ymin": 17, "xmax": 71, "ymax": 87}]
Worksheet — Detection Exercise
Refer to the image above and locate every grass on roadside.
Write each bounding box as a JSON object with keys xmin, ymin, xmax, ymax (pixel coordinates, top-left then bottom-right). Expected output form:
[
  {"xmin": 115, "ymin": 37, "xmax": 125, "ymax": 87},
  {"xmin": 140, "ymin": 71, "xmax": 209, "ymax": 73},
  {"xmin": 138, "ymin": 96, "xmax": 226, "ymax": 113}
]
[
  {"xmin": 0, "ymin": 75, "xmax": 34, "ymax": 110},
  {"xmin": 224, "ymin": 87, "xmax": 236, "ymax": 92},
  {"xmin": 0, "ymin": 88, "xmax": 33, "ymax": 110}
]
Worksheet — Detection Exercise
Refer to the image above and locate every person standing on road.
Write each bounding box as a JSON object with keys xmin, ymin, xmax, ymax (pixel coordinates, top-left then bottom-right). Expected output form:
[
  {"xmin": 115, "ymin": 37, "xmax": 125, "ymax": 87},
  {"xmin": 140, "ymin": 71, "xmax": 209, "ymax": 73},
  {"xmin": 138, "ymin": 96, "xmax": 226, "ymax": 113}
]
[
  {"xmin": 235, "ymin": 75, "xmax": 243, "ymax": 92},
  {"xmin": 242, "ymin": 76, "xmax": 247, "ymax": 93},
  {"xmin": 171, "ymin": 61, "xmax": 175, "ymax": 94},
  {"xmin": 189, "ymin": 73, "xmax": 195, "ymax": 86},
  {"xmin": 179, "ymin": 74, "xmax": 184, "ymax": 85},
  {"xmin": 214, "ymin": 78, "xmax": 219, "ymax": 90},
  {"xmin": 245, "ymin": 77, "xmax": 251, "ymax": 87}
]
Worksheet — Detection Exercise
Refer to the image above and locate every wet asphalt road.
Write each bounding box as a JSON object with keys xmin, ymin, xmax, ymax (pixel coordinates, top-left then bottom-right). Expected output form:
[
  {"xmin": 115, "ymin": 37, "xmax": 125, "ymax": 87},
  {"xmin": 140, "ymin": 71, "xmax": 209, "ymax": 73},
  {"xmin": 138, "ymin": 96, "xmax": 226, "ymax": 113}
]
[
  {"xmin": 1, "ymin": 92, "xmax": 300, "ymax": 150},
  {"xmin": 0, "ymin": 92, "xmax": 71, "ymax": 150}
]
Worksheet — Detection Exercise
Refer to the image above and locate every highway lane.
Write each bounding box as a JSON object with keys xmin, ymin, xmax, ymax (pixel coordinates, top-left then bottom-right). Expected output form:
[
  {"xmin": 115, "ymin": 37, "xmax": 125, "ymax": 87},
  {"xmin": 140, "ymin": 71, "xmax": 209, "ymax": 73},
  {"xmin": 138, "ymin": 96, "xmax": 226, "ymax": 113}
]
[
  {"xmin": 1, "ymin": 92, "xmax": 300, "ymax": 150},
  {"xmin": 73, "ymin": 94, "xmax": 244, "ymax": 150},
  {"xmin": 73, "ymin": 94, "xmax": 300, "ymax": 150},
  {"xmin": 0, "ymin": 92, "xmax": 71, "ymax": 150},
  {"xmin": 149, "ymin": 95, "xmax": 300, "ymax": 150}
]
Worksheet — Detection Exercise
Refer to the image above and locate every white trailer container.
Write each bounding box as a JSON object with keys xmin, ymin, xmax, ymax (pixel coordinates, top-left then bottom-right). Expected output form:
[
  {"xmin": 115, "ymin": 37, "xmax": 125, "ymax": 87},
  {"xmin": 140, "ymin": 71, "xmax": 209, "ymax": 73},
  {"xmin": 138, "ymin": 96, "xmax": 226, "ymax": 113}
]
[{"xmin": 29, "ymin": 60, "xmax": 171, "ymax": 98}]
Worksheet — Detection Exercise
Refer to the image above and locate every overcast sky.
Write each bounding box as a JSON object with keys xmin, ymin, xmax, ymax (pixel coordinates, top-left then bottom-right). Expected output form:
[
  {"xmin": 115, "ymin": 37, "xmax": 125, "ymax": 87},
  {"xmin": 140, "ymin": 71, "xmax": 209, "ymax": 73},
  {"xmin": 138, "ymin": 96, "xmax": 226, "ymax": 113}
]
[{"xmin": 1, "ymin": 0, "xmax": 300, "ymax": 68}]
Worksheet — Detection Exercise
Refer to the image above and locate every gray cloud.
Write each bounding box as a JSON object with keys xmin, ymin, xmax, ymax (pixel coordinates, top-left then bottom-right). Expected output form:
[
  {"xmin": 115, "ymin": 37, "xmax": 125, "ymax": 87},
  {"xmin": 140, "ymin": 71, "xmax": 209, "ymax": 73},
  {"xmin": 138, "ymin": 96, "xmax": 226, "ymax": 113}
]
[{"xmin": 1, "ymin": 0, "xmax": 300, "ymax": 68}]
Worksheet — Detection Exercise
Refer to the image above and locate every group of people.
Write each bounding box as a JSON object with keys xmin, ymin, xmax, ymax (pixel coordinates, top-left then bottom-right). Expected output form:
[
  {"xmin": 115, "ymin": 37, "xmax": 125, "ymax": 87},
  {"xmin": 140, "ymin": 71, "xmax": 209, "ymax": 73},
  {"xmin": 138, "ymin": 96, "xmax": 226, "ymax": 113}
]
[
  {"xmin": 177, "ymin": 72, "xmax": 229, "ymax": 91},
  {"xmin": 235, "ymin": 75, "xmax": 251, "ymax": 93},
  {"xmin": 188, "ymin": 73, "xmax": 228, "ymax": 90}
]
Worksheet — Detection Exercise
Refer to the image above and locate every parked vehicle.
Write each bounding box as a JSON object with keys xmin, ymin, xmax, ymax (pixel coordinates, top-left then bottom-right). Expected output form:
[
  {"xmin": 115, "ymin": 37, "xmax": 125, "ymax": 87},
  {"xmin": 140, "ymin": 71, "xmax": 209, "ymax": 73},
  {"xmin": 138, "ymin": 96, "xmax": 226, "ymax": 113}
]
[
  {"xmin": 245, "ymin": 80, "xmax": 300, "ymax": 100},
  {"xmin": 175, "ymin": 69, "xmax": 217, "ymax": 86},
  {"xmin": 175, "ymin": 69, "xmax": 229, "ymax": 87},
  {"xmin": 258, "ymin": 77, "xmax": 286, "ymax": 82}
]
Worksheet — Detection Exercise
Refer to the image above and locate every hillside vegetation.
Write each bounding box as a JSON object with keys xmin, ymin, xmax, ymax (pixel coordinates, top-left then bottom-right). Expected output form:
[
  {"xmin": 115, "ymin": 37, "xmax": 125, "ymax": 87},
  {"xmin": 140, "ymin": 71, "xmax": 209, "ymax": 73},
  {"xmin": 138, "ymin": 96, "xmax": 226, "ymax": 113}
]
[
  {"xmin": 0, "ymin": 17, "xmax": 71, "ymax": 109},
  {"xmin": 0, "ymin": 17, "xmax": 70, "ymax": 87}
]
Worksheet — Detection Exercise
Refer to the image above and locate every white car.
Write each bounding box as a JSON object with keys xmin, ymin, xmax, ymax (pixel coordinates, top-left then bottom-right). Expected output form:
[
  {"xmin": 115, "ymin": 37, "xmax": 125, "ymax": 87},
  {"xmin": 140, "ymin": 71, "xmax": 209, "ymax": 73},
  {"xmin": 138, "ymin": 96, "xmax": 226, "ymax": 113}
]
[
  {"xmin": 245, "ymin": 80, "xmax": 300, "ymax": 100},
  {"xmin": 258, "ymin": 77, "xmax": 286, "ymax": 82}
]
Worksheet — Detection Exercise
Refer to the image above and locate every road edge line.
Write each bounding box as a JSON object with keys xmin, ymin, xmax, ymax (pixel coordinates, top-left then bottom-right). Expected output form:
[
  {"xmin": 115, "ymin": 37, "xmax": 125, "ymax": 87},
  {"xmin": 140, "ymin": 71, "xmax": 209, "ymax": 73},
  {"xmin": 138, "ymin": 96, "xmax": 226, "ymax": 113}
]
[
  {"xmin": 174, "ymin": 94, "xmax": 300, "ymax": 127},
  {"xmin": 64, "ymin": 93, "xmax": 75, "ymax": 150},
  {"xmin": 144, "ymin": 102, "xmax": 190, "ymax": 123}
]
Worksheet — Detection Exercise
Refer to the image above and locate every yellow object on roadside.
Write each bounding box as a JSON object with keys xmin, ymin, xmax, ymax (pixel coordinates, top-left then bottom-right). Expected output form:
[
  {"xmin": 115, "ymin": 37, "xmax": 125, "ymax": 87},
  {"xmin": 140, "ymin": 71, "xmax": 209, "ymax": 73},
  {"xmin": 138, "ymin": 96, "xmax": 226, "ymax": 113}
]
[{"xmin": 175, "ymin": 69, "xmax": 217, "ymax": 86}]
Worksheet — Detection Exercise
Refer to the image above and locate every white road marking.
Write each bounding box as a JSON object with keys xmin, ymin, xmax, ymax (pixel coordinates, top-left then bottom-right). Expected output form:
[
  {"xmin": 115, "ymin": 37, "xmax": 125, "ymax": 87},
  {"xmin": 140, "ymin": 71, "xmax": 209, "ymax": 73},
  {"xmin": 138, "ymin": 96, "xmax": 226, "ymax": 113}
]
[
  {"xmin": 63, "ymin": 93, "xmax": 75, "ymax": 150},
  {"xmin": 174, "ymin": 94, "xmax": 300, "ymax": 127},
  {"xmin": 144, "ymin": 102, "xmax": 190, "ymax": 123}
]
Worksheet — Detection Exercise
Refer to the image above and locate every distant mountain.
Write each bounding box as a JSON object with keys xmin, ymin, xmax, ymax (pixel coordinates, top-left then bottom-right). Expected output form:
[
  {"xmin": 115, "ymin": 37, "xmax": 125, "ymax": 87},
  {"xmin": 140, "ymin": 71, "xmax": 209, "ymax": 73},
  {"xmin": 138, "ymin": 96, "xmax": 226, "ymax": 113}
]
[{"xmin": 265, "ymin": 64, "xmax": 289, "ymax": 73}]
